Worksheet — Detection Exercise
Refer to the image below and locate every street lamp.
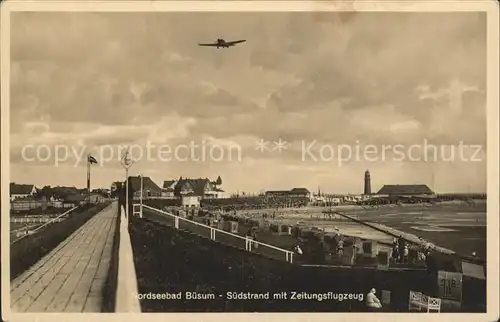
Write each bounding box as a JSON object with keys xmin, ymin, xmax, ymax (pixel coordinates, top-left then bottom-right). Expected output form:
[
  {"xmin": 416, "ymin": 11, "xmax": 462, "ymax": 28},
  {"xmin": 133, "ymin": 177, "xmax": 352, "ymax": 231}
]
[{"xmin": 120, "ymin": 149, "xmax": 134, "ymax": 220}]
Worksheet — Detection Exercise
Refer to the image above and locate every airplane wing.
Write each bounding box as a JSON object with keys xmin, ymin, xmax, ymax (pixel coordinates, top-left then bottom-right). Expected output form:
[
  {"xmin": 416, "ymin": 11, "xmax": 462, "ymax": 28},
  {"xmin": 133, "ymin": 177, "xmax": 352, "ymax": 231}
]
[
  {"xmin": 198, "ymin": 43, "xmax": 219, "ymax": 47},
  {"xmin": 225, "ymin": 40, "xmax": 246, "ymax": 46}
]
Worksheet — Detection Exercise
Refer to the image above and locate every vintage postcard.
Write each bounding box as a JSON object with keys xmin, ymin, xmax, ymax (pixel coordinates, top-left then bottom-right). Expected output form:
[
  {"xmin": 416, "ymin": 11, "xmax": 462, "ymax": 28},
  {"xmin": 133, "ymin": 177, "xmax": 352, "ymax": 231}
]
[{"xmin": 1, "ymin": 1, "xmax": 499, "ymax": 321}]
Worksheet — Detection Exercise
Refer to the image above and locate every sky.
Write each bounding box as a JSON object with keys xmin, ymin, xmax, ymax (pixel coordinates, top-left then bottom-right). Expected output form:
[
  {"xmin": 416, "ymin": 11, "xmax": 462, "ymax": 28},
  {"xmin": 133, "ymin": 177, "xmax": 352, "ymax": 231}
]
[{"xmin": 9, "ymin": 11, "xmax": 487, "ymax": 194}]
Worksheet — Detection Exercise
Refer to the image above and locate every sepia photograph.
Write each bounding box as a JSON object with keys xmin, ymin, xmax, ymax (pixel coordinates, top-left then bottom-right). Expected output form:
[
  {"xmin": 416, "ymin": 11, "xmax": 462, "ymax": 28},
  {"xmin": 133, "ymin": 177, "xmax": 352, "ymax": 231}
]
[{"xmin": 1, "ymin": 0, "xmax": 499, "ymax": 320}]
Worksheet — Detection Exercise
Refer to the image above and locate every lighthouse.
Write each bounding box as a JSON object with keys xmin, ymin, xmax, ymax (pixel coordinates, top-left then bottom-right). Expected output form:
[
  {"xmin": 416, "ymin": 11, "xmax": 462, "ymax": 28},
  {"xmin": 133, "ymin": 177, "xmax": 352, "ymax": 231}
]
[{"xmin": 364, "ymin": 170, "xmax": 371, "ymax": 195}]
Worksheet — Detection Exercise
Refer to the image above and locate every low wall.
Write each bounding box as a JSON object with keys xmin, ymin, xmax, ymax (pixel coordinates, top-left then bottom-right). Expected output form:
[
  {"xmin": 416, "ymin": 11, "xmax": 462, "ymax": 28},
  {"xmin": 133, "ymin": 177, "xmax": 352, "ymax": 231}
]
[{"xmin": 102, "ymin": 203, "xmax": 121, "ymax": 312}]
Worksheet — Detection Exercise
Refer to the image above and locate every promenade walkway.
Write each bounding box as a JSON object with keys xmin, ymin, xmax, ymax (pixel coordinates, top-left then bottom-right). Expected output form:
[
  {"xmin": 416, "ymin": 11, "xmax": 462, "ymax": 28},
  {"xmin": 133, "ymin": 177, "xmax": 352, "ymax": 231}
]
[{"xmin": 10, "ymin": 203, "xmax": 118, "ymax": 312}]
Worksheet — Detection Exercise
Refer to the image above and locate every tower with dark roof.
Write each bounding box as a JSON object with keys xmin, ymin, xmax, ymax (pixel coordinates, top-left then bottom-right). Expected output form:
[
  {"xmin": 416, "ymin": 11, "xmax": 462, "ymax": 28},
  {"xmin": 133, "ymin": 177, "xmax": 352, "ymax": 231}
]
[{"xmin": 364, "ymin": 170, "xmax": 371, "ymax": 195}]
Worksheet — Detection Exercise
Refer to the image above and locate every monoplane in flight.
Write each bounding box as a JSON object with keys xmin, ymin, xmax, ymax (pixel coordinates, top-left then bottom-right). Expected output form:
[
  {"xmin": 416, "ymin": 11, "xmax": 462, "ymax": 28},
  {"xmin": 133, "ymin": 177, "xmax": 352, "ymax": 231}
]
[{"xmin": 198, "ymin": 38, "xmax": 246, "ymax": 49}]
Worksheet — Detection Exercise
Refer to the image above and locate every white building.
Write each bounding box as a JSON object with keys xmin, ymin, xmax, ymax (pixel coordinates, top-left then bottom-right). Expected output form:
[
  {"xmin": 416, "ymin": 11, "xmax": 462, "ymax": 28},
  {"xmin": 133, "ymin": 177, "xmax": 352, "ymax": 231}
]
[{"xmin": 181, "ymin": 194, "xmax": 201, "ymax": 207}]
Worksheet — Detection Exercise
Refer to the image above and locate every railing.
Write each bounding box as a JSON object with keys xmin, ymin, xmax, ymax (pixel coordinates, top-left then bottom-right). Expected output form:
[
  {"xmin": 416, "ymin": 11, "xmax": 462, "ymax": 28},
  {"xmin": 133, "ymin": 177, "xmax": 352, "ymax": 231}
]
[{"xmin": 141, "ymin": 205, "xmax": 294, "ymax": 264}]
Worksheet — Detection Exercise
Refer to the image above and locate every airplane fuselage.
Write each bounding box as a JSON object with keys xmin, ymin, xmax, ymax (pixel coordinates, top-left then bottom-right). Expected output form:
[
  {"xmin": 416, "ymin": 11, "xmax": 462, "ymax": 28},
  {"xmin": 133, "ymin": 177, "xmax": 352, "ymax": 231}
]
[
  {"xmin": 198, "ymin": 38, "xmax": 245, "ymax": 49},
  {"xmin": 216, "ymin": 39, "xmax": 229, "ymax": 48}
]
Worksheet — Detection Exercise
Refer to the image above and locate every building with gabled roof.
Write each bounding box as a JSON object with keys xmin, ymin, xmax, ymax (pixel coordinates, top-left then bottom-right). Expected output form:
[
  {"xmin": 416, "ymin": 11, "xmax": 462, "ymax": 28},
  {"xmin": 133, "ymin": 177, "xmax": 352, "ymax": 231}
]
[
  {"xmin": 376, "ymin": 184, "xmax": 434, "ymax": 196},
  {"xmin": 10, "ymin": 183, "xmax": 37, "ymax": 201},
  {"xmin": 161, "ymin": 180, "xmax": 177, "ymax": 198},
  {"xmin": 265, "ymin": 188, "xmax": 311, "ymax": 199},
  {"xmin": 89, "ymin": 191, "xmax": 111, "ymax": 204},
  {"xmin": 160, "ymin": 177, "xmax": 224, "ymax": 199},
  {"xmin": 289, "ymin": 187, "xmax": 311, "ymax": 196},
  {"xmin": 265, "ymin": 190, "xmax": 289, "ymax": 197},
  {"xmin": 127, "ymin": 176, "xmax": 162, "ymax": 199},
  {"xmin": 163, "ymin": 180, "xmax": 177, "ymax": 189},
  {"xmin": 174, "ymin": 178, "xmax": 219, "ymax": 199},
  {"xmin": 62, "ymin": 194, "xmax": 86, "ymax": 207}
]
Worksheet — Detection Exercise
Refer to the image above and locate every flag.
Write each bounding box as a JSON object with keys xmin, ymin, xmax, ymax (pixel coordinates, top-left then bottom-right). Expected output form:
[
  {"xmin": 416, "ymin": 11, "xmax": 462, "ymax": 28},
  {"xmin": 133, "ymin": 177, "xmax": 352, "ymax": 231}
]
[{"xmin": 88, "ymin": 155, "xmax": 98, "ymax": 164}]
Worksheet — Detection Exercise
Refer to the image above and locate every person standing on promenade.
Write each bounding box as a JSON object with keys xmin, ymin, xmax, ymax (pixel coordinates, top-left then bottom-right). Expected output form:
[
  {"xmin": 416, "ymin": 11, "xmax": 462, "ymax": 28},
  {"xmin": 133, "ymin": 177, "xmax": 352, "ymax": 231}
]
[
  {"xmin": 117, "ymin": 184, "xmax": 125, "ymax": 217},
  {"xmin": 117, "ymin": 178, "xmax": 135, "ymax": 218}
]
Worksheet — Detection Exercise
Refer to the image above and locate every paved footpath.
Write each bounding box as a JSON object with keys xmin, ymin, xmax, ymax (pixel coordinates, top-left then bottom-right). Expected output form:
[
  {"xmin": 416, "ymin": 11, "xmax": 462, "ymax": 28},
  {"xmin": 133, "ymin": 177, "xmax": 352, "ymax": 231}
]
[{"xmin": 11, "ymin": 202, "xmax": 118, "ymax": 312}]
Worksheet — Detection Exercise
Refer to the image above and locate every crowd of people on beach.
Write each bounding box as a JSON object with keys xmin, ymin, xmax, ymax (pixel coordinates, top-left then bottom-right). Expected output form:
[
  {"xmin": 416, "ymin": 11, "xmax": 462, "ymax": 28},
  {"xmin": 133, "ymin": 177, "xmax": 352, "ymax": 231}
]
[
  {"xmin": 391, "ymin": 235, "xmax": 436, "ymax": 267},
  {"xmin": 202, "ymin": 196, "xmax": 310, "ymax": 212}
]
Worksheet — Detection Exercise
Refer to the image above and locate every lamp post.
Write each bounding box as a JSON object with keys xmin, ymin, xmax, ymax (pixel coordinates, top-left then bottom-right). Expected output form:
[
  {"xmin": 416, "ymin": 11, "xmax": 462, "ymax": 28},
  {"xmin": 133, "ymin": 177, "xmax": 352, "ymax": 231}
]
[{"xmin": 120, "ymin": 149, "xmax": 134, "ymax": 220}]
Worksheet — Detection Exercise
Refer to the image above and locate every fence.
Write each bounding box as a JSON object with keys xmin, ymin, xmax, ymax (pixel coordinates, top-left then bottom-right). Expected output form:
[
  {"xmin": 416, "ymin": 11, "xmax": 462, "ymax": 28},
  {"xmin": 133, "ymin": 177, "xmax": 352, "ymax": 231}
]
[
  {"xmin": 11, "ymin": 217, "xmax": 66, "ymax": 224},
  {"xmin": 141, "ymin": 204, "xmax": 294, "ymax": 264}
]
